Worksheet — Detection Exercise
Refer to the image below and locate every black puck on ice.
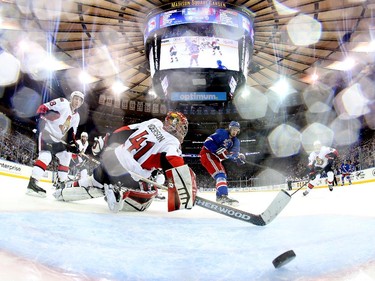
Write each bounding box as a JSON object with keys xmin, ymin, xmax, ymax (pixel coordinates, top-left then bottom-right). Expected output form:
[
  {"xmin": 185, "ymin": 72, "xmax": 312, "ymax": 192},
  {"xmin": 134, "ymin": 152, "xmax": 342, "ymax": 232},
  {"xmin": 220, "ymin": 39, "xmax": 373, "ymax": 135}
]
[{"xmin": 272, "ymin": 250, "xmax": 296, "ymax": 269}]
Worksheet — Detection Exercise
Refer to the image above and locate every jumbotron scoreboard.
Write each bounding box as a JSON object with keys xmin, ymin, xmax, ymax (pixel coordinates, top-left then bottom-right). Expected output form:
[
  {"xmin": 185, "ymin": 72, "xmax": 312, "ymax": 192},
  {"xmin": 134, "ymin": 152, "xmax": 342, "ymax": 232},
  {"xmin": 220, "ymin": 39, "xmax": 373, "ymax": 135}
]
[{"xmin": 144, "ymin": 1, "xmax": 254, "ymax": 103}]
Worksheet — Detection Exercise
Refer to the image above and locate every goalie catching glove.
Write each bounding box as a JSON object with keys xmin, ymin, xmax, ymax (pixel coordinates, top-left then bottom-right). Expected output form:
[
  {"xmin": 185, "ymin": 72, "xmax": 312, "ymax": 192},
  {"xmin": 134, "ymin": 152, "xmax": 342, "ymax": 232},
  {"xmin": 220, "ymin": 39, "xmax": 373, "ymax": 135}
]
[{"xmin": 166, "ymin": 165, "xmax": 197, "ymax": 212}]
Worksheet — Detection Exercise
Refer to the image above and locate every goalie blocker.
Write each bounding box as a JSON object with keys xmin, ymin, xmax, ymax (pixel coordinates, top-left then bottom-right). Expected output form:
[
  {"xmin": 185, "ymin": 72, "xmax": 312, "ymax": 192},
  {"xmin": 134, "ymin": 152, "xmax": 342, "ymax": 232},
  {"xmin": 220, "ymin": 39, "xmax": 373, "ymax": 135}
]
[{"xmin": 167, "ymin": 165, "xmax": 197, "ymax": 212}]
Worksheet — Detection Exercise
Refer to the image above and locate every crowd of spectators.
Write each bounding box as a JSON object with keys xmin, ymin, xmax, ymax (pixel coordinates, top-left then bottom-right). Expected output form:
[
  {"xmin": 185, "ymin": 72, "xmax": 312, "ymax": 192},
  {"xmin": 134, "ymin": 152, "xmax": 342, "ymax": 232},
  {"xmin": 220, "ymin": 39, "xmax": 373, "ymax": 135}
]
[{"xmin": 0, "ymin": 127, "xmax": 35, "ymax": 166}]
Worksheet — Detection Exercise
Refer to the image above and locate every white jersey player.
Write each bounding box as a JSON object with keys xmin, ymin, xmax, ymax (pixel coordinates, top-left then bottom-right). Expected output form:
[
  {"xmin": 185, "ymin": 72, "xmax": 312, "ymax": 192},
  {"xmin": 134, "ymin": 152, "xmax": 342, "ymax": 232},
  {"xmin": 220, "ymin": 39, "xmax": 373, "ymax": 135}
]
[
  {"xmin": 26, "ymin": 91, "xmax": 84, "ymax": 197},
  {"xmin": 54, "ymin": 111, "xmax": 197, "ymax": 213},
  {"xmin": 69, "ymin": 131, "xmax": 89, "ymax": 179},
  {"xmin": 303, "ymin": 140, "xmax": 338, "ymax": 196},
  {"xmin": 76, "ymin": 132, "xmax": 89, "ymax": 154}
]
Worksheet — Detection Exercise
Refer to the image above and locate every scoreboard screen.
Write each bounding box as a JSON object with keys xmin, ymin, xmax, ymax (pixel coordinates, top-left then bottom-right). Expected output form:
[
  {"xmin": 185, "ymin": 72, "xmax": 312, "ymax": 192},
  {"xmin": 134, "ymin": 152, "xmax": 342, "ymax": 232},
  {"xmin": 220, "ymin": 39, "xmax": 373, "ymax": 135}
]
[
  {"xmin": 144, "ymin": 4, "xmax": 254, "ymax": 101},
  {"xmin": 145, "ymin": 7, "xmax": 253, "ymax": 41},
  {"xmin": 160, "ymin": 36, "xmax": 239, "ymax": 71}
]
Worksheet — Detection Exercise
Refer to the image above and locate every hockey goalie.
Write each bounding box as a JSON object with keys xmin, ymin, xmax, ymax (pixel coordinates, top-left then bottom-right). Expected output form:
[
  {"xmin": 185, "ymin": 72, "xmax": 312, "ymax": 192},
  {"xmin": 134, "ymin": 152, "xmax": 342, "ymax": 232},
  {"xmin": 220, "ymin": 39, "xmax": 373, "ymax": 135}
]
[{"xmin": 53, "ymin": 112, "xmax": 197, "ymax": 213}]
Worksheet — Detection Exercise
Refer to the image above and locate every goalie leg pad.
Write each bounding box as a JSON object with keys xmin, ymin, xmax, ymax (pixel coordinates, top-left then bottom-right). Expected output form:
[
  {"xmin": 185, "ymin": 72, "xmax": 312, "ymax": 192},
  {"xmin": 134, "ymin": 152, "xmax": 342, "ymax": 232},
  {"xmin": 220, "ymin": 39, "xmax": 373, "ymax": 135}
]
[
  {"xmin": 54, "ymin": 185, "xmax": 104, "ymax": 201},
  {"xmin": 121, "ymin": 189, "xmax": 157, "ymax": 212},
  {"xmin": 166, "ymin": 165, "xmax": 197, "ymax": 212}
]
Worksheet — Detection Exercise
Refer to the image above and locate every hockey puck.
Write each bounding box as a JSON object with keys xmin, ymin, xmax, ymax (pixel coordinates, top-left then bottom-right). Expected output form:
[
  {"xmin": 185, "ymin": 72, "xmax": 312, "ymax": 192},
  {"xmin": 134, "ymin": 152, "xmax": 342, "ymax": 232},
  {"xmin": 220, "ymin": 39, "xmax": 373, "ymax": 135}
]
[{"xmin": 272, "ymin": 250, "xmax": 296, "ymax": 269}]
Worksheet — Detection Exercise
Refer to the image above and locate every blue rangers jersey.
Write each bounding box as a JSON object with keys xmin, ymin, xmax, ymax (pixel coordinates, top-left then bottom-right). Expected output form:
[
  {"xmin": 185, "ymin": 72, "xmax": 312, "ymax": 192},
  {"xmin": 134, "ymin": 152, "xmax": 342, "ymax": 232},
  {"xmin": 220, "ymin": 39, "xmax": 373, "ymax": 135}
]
[
  {"xmin": 203, "ymin": 128, "xmax": 240, "ymax": 155},
  {"xmin": 340, "ymin": 163, "xmax": 354, "ymax": 175}
]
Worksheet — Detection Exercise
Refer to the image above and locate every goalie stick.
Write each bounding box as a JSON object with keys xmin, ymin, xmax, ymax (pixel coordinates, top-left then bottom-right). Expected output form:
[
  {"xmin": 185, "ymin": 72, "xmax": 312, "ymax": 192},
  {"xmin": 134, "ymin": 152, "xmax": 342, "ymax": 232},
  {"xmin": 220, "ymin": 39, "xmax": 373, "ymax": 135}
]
[
  {"xmin": 80, "ymin": 153, "xmax": 291, "ymax": 226},
  {"xmin": 194, "ymin": 190, "xmax": 291, "ymax": 226}
]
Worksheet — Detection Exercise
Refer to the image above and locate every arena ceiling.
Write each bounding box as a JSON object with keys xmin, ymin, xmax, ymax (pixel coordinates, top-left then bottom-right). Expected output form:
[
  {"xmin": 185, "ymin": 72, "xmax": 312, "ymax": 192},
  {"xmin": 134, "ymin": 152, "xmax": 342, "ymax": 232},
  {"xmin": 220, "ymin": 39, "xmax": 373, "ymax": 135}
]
[{"xmin": 1, "ymin": 0, "xmax": 375, "ymax": 161}]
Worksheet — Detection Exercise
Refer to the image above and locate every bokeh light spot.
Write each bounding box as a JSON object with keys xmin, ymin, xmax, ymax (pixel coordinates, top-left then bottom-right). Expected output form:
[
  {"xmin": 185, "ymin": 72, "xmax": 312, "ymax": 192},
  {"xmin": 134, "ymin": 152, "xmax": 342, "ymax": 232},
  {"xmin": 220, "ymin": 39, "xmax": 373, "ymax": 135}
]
[
  {"xmin": 303, "ymin": 82, "xmax": 333, "ymax": 113},
  {"xmin": 334, "ymin": 83, "xmax": 370, "ymax": 118},
  {"xmin": 330, "ymin": 117, "xmax": 361, "ymax": 146},
  {"xmin": 287, "ymin": 14, "xmax": 322, "ymax": 46},
  {"xmin": 268, "ymin": 124, "xmax": 301, "ymax": 157},
  {"xmin": 301, "ymin": 123, "xmax": 334, "ymax": 153},
  {"xmin": 0, "ymin": 113, "xmax": 11, "ymax": 136},
  {"xmin": 0, "ymin": 50, "xmax": 21, "ymax": 86},
  {"xmin": 11, "ymin": 87, "xmax": 41, "ymax": 118},
  {"xmin": 233, "ymin": 87, "xmax": 268, "ymax": 119},
  {"xmin": 256, "ymin": 168, "xmax": 286, "ymax": 186}
]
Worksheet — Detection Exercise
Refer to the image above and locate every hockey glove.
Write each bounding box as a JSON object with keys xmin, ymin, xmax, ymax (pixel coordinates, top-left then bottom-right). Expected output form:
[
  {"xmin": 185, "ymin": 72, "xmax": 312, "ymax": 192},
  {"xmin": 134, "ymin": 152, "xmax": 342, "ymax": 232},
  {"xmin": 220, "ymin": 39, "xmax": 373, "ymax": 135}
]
[
  {"xmin": 307, "ymin": 165, "xmax": 316, "ymax": 180},
  {"xmin": 228, "ymin": 153, "xmax": 246, "ymax": 165},
  {"xmin": 150, "ymin": 169, "xmax": 166, "ymax": 185},
  {"xmin": 92, "ymin": 133, "xmax": 109, "ymax": 156},
  {"xmin": 92, "ymin": 136, "xmax": 104, "ymax": 156},
  {"xmin": 215, "ymin": 147, "xmax": 229, "ymax": 160},
  {"xmin": 326, "ymin": 152, "xmax": 338, "ymax": 166},
  {"xmin": 234, "ymin": 153, "xmax": 246, "ymax": 165},
  {"xmin": 326, "ymin": 151, "xmax": 339, "ymax": 160},
  {"xmin": 66, "ymin": 140, "xmax": 80, "ymax": 154},
  {"xmin": 308, "ymin": 170, "xmax": 316, "ymax": 180}
]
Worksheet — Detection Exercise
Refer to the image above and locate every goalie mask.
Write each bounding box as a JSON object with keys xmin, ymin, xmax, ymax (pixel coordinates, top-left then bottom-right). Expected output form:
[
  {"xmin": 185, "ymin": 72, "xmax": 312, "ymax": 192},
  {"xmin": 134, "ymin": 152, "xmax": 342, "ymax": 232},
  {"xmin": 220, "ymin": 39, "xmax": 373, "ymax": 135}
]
[{"xmin": 163, "ymin": 111, "xmax": 188, "ymax": 143}]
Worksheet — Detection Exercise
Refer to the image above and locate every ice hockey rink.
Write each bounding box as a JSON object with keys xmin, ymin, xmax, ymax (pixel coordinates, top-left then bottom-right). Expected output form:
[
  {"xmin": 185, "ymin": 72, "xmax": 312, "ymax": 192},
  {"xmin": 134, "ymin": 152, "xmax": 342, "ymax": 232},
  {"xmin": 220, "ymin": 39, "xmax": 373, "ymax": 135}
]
[{"xmin": 0, "ymin": 174, "xmax": 374, "ymax": 281}]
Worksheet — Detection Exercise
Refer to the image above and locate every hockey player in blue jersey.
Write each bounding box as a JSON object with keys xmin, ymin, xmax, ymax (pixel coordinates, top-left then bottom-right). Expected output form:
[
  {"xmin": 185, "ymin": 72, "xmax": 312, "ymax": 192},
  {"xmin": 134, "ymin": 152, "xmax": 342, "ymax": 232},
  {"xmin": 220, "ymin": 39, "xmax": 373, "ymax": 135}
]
[
  {"xmin": 199, "ymin": 121, "xmax": 245, "ymax": 206},
  {"xmin": 340, "ymin": 159, "xmax": 353, "ymax": 185}
]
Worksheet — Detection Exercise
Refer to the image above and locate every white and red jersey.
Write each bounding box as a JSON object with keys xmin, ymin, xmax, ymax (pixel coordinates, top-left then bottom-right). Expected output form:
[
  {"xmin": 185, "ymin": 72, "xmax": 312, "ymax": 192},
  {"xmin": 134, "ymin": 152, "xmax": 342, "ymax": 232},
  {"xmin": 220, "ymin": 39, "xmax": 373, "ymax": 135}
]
[
  {"xmin": 112, "ymin": 119, "xmax": 184, "ymax": 178},
  {"xmin": 308, "ymin": 146, "xmax": 338, "ymax": 169},
  {"xmin": 76, "ymin": 139, "xmax": 88, "ymax": 153},
  {"xmin": 39, "ymin": 97, "xmax": 80, "ymax": 142}
]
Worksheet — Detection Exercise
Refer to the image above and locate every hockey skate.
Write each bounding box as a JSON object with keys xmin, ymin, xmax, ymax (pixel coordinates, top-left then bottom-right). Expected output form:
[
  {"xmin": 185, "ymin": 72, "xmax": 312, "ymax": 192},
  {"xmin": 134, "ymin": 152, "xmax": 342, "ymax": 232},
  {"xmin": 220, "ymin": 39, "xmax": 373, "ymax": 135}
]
[
  {"xmin": 216, "ymin": 195, "xmax": 239, "ymax": 207},
  {"xmin": 303, "ymin": 190, "xmax": 309, "ymax": 196},
  {"xmin": 328, "ymin": 184, "xmax": 333, "ymax": 191},
  {"xmin": 26, "ymin": 177, "xmax": 46, "ymax": 198},
  {"xmin": 104, "ymin": 184, "xmax": 125, "ymax": 213}
]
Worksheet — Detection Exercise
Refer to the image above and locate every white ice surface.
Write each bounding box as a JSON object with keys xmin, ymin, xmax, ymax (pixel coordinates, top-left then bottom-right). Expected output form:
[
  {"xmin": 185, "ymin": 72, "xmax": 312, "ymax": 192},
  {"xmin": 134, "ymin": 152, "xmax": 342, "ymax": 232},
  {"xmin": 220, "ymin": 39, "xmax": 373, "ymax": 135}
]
[{"xmin": 0, "ymin": 175, "xmax": 375, "ymax": 281}]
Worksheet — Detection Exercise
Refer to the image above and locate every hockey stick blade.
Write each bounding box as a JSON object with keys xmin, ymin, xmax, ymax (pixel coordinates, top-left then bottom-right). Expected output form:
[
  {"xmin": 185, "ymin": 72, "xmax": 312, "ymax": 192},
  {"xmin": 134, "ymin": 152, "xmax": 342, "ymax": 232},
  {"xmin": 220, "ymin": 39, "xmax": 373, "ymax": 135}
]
[
  {"xmin": 195, "ymin": 190, "xmax": 291, "ymax": 226},
  {"xmin": 258, "ymin": 190, "xmax": 291, "ymax": 225},
  {"xmin": 194, "ymin": 196, "xmax": 266, "ymax": 226}
]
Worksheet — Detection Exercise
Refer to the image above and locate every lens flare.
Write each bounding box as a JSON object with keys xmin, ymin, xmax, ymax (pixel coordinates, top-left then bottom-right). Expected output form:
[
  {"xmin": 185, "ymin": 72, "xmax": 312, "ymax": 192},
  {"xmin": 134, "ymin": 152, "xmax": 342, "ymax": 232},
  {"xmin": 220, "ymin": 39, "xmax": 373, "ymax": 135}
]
[
  {"xmin": 330, "ymin": 117, "xmax": 361, "ymax": 146},
  {"xmin": 301, "ymin": 123, "xmax": 334, "ymax": 153},
  {"xmin": 268, "ymin": 124, "xmax": 301, "ymax": 157},
  {"xmin": 287, "ymin": 14, "xmax": 322, "ymax": 46},
  {"xmin": 11, "ymin": 87, "xmax": 42, "ymax": 118},
  {"xmin": 233, "ymin": 87, "xmax": 268, "ymax": 119}
]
